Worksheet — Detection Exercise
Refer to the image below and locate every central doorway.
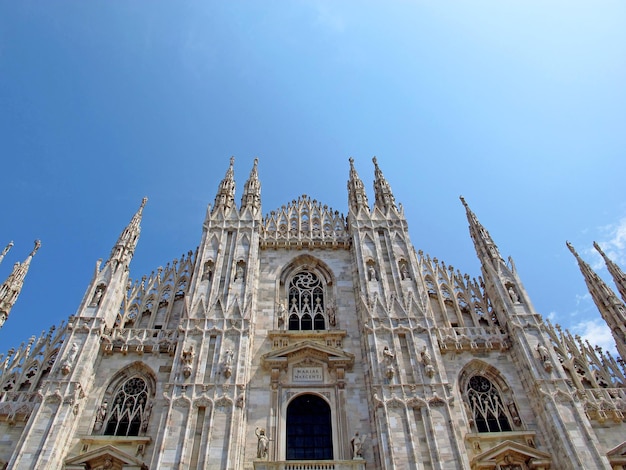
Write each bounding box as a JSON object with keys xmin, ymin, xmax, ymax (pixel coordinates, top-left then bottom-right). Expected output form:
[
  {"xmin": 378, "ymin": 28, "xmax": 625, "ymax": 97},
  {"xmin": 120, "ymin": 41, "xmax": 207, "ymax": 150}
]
[{"xmin": 286, "ymin": 394, "xmax": 333, "ymax": 460}]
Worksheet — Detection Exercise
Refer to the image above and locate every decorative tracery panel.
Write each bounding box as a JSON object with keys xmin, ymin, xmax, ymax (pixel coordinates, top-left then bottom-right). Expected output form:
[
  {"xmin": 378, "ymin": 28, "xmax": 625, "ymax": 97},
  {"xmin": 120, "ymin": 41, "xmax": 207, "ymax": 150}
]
[
  {"xmin": 466, "ymin": 375, "xmax": 512, "ymax": 433},
  {"xmin": 103, "ymin": 376, "xmax": 149, "ymax": 436},
  {"xmin": 288, "ymin": 272, "xmax": 325, "ymax": 331}
]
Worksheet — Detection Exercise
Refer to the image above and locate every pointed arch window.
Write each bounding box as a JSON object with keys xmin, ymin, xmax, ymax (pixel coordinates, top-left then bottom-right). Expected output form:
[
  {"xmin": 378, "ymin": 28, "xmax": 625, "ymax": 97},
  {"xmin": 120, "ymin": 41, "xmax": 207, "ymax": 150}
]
[
  {"xmin": 102, "ymin": 377, "xmax": 149, "ymax": 436},
  {"xmin": 288, "ymin": 271, "xmax": 325, "ymax": 330},
  {"xmin": 466, "ymin": 375, "xmax": 512, "ymax": 433}
]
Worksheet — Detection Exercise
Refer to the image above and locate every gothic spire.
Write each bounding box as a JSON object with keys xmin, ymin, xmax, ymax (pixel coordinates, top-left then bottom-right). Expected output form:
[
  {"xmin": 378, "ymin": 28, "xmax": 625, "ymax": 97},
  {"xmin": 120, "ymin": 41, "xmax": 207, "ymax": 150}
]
[
  {"xmin": 347, "ymin": 157, "xmax": 369, "ymax": 213},
  {"xmin": 372, "ymin": 156, "xmax": 397, "ymax": 212},
  {"xmin": 0, "ymin": 241, "xmax": 13, "ymax": 267},
  {"xmin": 594, "ymin": 241, "xmax": 626, "ymax": 304},
  {"xmin": 240, "ymin": 157, "xmax": 261, "ymax": 214},
  {"xmin": 460, "ymin": 196, "xmax": 505, "ymax": 270},
  {"xmin": 213, "ymin": 156, "xmax": 236, "ymax": 214},
  {"xmin": 108, "ymin": 197, "xmax": 147, "ymax": 269},
  {"xmin": 567, "ymin": 241, "xmax": 626, "ymax": 359},
  {"xmin": 0, "ymin": 240, "xmax": 40, "ymax": 329}
]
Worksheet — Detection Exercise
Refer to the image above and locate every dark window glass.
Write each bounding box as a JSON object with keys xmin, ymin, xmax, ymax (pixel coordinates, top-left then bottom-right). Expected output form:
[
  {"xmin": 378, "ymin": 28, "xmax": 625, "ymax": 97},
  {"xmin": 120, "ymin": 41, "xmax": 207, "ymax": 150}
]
[{"xmin": 286, "ymin": 394, "xmax": 333, "ymax": 460}]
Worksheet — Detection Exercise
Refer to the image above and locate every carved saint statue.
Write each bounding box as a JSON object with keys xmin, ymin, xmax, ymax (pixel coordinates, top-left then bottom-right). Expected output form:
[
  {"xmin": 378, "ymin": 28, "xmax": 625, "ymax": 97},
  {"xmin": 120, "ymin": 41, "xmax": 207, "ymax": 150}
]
[
  {"xmin": 255, "ymin": 427, "xmax": 269, "ymax": 459},
  {"xmin": 508, "ymin": 286, "xmax": 520, "ymax": 304},
  {"xmin": 382, "ymin": 346, "xmax": 394, "ymax": 364},
  {"xmin": 368, "ymin": 264, "xmax": 377, "ymax": 281},
  {"xmin": 351, "ymin": 432, "xmax": 364, "ymax": 459},
  {"xmin": 276, "ymin": 301, "xmax": 286, "ymax": 327},
  {"xmin": 400, "ymin": 263, "xmax": 410, "ymax": 280}
]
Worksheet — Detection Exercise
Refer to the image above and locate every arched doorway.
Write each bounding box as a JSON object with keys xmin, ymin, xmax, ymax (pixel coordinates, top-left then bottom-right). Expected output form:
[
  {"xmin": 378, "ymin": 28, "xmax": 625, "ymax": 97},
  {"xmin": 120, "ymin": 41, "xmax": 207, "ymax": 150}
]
[{"xmin": 286, "ymin": 394, "xmax": 333, "ymax": 460}]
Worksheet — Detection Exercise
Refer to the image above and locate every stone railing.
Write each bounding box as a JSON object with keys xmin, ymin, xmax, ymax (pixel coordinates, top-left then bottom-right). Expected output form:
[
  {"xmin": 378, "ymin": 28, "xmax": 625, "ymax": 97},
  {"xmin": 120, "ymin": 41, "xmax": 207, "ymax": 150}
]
[
  {"xmin": 253, "ymin": 460, "xmax": 365, "ymax": 470},
  {"xmin": 436, "ymin": 326, "xmax": 508, "ymax": 353},
  {"xmin": 579, "ymin": 388, "xmax": 626, "ymax": 423},
  {"xmin": 100, "ymin": 328, "xmax": 179, "ymax": 355}
]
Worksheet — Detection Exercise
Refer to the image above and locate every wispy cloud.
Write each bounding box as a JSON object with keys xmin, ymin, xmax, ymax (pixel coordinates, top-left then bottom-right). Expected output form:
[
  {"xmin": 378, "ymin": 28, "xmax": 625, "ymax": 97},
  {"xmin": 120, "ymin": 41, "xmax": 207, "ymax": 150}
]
[{"xmin": 586, "ymin": 217, "xmax": 626, "ymax": 270}]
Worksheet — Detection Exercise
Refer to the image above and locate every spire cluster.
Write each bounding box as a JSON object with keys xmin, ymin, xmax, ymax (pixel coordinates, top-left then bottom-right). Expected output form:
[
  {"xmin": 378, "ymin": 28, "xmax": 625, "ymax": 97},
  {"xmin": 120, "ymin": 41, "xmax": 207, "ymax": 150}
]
[
  {"xmin": 346, "ymin": 157, "xmax": 400, "ymax": 215},
  {"xmin": 567, "ymin": 241, "xmax": 626, "ymax": 360}
]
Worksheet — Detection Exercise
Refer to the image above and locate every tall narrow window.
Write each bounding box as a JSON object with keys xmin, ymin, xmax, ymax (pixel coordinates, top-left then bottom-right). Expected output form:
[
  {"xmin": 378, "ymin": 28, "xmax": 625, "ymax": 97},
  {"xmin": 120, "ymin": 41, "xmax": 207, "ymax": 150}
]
[
  {"xmin": 288, "ymin": 272, "xmax": 325, "ymax": 330},
  {"xmin": 103, "ymin": 377, "xmax": 149, "ymax": 436},
  {"xmin": 466, "ymin": 375, "xmax": 512, "ymax": 433},
  {"xmin": 286, "ymin": 394, "xmax": 333, "ymax": 460}
]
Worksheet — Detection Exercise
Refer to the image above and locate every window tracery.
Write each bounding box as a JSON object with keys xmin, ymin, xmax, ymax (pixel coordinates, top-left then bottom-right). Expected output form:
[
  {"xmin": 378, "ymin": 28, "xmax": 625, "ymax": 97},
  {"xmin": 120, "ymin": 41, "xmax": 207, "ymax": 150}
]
[
  {"xmin": 288, "ymin": 271, "xmax": 325, "ymax": 331},
  {"xmin": 466, "ymin": 375, "xmax": 513, "ymax": 433},
  {"xmin": 101, "ymin": 376, "xmax": 150, "ymax": 436}
]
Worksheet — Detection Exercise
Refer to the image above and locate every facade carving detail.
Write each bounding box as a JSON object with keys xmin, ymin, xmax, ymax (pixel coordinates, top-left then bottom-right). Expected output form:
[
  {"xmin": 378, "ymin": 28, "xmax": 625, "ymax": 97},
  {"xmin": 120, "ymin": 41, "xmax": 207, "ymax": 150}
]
[{"xmin": 0, "ymin": 158, "xmax": 624, "ymax": 470}]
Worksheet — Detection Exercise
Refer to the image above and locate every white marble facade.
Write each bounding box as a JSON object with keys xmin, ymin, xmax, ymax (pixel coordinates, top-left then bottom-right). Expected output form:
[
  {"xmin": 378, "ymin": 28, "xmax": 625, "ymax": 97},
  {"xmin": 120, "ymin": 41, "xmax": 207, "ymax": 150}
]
[{"xmin": 0, "ymin": 158, "xmax": 625, "ymax": 470}]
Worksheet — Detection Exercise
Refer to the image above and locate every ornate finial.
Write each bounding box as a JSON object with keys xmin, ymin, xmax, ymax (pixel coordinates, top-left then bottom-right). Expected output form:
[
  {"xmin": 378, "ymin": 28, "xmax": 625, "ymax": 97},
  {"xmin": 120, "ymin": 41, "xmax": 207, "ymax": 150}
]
[
  {"xmin": 31, "ymin": 240, "xmax": 41, "ymax": 257},
  {"xmin": 241, "ymin": 157, "xmax": 261, "ymax": 214},
  {"xmin": 565, "ymin": 241, "xmax": 578, "ymax": 257},
  {"xmin": 371, "ymin": 156, "xmax": 397, "ymax": 212},
  {"xmin": 214, "ymin": 157, "xmax": 237, "ymax": 213},
  {"xmin": 347, "ymin": 157, "xmax": 369, "ymax": 213},
  {"xmin": 0, "ymin": 241, "xmax": 14, "ymax": 266}
]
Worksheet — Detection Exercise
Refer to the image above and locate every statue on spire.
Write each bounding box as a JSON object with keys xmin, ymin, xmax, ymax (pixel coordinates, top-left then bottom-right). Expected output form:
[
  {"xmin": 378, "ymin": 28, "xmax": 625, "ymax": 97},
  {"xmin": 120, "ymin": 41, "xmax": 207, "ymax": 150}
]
[
  {"xmin": 372, "ymin": 156, "xmax": 397, "ymax": 212},
  {"xmin": 241, "ymin": 157, "xmax": 261, "ymax": 214},
  {"xmin": 0, "ymin": 240, "xmax": 41, "ymax": 329},
  {"xmin": 213, "ymin": 156, "xmax": 236, "ymax": 213},
  {"xmin": 347, "ymin": 157, "xmax": 369, "ymax": 213},
  {"xmin": 0, "ymin": 241, "xmax": 13, "ymax": 267}
]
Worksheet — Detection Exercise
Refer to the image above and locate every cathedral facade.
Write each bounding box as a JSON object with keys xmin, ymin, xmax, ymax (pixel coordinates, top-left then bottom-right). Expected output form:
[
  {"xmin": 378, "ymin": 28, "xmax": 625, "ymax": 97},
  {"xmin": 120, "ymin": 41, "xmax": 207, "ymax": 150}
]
[{"xmin": 0, "ymin": 157, "xmax": 625, "ymax": 470}]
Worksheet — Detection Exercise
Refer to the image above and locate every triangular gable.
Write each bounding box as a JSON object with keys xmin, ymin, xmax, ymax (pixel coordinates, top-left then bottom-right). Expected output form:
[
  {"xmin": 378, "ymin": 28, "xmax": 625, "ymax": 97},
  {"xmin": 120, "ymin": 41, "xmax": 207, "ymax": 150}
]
[
  {"xmin": 608, "ymin": 441, "xmax": 626, "ymax": 466},
  {"xmin": 472, "ymin": 439, "xmax": 551, "ymax": 469},
  {"xmin": 65, "ymin": 444, "xmax": 147, "ymax": 470},
  {"xmin": 261, "ymin": 340, "xmax": 354, "ymax": 371}
]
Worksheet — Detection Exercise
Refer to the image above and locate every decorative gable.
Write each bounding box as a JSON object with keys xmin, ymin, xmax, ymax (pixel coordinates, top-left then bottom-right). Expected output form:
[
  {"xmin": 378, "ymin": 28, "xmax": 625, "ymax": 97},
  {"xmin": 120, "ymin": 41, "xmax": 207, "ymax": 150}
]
[
  {"xmin": 65, "ymin": 444, "xmax": 148, "ymax": 470},
  {"xmin": 471, "ymin": 439, "xmax": 551, "ymax": 470}
]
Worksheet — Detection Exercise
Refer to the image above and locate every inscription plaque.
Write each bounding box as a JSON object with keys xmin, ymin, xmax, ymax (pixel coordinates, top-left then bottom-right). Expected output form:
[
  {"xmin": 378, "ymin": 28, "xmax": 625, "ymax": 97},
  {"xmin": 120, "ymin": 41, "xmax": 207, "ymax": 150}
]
[{"xmin": 293, "ymin": 366, "xmax": 323, "ymax": 382}]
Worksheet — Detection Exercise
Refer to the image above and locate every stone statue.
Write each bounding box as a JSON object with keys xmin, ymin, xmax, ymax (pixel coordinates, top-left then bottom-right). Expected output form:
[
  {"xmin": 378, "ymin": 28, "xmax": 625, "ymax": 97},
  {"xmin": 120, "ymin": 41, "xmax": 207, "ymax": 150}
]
[
  {"xmin": 61, "ymin": 343, "xmax": 79, "ymax": 375},
  {"xmin": 368, "ymin": 264, "xmax": 377, "ymax": 281},
  {"xmin": 223, "ymin": 349, "xmax": 234, "ymax": 378},
  {"xmin": 536, "ymin": 344, "xmax": 552, "ymax": 372},
  {"xmin": 141, "ymin": 402, "xmax": 153, "ymax": 432},
  {"xmin": 537, "ymin": 344, "xmax": 549, "ymax": 362},
  {"xmin": 90, "ymin": 284, "xmax": 106, "ymax": 307},
  {"xmin": 94, "ymin": 401, "xmax": 108, "ymax": 431},
  {"xmin": 276, "ymin": 301, "xmax": 286, "ymax": 327},
  {"xmin": 508, "ymin": 286, "xmax": 520, "ymax": 304},
  {"xmin": 351, "ymin": 432, "xmax": 364, "ymax": 459},
  {"xmin": 181, "ymin": 346, "xmax": 194, "ymax": 378},
  {"xmin": 235, "ymin": 263, "xmax": 244, "ymax": 281},
  {"xmin": 326, "ymin": 301, "xmax": 336, "ymax": 327},
  {"xmin": 383, "ymin": 346, "xmax": 394, "ymax": 364},
  {"xmin": 255, "ymin": 427, "xmax": 269, "ymax": 459},
  {"xmin": 400, "ymin": 262, "xmax": 410, "ymax": 280}
]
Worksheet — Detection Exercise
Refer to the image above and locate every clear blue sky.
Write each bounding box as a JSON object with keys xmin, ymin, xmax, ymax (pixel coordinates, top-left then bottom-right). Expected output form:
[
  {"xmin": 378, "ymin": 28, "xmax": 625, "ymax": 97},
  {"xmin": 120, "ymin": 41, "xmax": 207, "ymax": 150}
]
[{"xmin": 1, "ymin": 2, "xmax": 625, "ymax": 354}]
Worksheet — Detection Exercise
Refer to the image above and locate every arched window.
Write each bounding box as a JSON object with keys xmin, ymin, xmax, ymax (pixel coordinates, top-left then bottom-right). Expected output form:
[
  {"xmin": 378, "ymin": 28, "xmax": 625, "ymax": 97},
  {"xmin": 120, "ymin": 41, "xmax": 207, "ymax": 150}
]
[
  {"xmin": 288, "ymin": 271, "xmax": 325, "ymax": 330},
  {"xmin": 466, "ymin": 375, "xmax": 512, "ymax": 433},
  {"xmin": 102, "ymin": 376, "xmax": 150, "ymax": 436},
  {"xmin": 286, "ymin": 394, "xmax": 333, "ymax": 460}
]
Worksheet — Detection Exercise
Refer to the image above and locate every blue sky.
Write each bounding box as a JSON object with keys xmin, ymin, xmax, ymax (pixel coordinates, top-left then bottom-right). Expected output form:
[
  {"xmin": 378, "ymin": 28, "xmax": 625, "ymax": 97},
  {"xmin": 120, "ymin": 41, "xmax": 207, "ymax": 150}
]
[{"xmin": 1, "ymin": 1, "xmax": 625, "ymax": 354}]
